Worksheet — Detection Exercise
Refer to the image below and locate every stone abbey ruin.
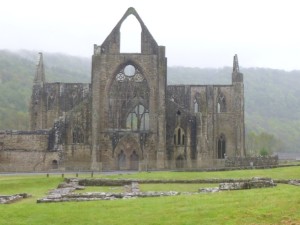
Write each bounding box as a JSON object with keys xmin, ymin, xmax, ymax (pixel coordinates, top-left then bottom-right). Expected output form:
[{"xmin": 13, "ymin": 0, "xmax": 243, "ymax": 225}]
[{"xmin": 0, "ymin": 7, "xmax": 248, "ymax": 172}]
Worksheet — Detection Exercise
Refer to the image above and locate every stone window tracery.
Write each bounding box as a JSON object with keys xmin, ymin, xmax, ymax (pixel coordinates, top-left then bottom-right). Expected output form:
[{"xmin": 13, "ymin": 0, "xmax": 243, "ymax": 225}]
[
  {"xmin": 109, "ymin": 63, "xmax": 150, "ymax": 130},
  {"xmin": 116, "ymin": 64, "xmax": 144, "ymax": 82},
  {"xmin": 126, "ymin": 104, "xmax": 149, "ymax": 131}
]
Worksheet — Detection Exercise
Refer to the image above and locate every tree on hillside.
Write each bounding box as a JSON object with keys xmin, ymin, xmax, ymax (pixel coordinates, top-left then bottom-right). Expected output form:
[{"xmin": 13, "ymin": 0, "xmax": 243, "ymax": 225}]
[{"xmin": 246, "ymin": 131, "xmax": 283, "ymax": 156}]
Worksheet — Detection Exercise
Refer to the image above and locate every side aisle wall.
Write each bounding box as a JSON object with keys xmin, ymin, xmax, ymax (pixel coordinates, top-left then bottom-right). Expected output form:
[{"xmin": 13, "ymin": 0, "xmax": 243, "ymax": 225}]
[{"xmin": 0, "ymin": 130, "xmax": 58, "ymax": 172}]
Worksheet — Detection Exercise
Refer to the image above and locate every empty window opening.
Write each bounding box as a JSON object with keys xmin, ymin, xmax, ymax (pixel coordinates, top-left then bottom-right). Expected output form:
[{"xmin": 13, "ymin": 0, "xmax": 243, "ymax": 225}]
[
  {"xmin": 194, "ymin": 99, "xmax": 199, "ymax": 113},
  {"xmin": 52, "ymin": 160, "xmax": 58, "ymax": 169},
  {"xmin": 120, "ymin": 15, "xmax": 141, "ymax": 53},
  {"xmin": 174, "ymin": 127, "xmax": 185, "ymax": 146},
  {"xmin": 217, "ymin": 94, "xmax": 226, "ymax": 113},
  {"xmin": 217, "ymin": 134, "xmax": 226, "ymax": 159},
  {"xmin": 217, "ymin": 103, "xmax": 221, "ymax": 113},
  {"xmin": 124, "ymin": 65, "xmax": 136, "ymax": 76}
]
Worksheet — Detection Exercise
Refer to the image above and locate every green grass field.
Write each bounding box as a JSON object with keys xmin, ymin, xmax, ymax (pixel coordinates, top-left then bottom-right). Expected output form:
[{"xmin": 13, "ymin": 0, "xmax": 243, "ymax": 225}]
[{"xmin": 0, "ymin": 166, "xmax": 299, "ymax": 225}]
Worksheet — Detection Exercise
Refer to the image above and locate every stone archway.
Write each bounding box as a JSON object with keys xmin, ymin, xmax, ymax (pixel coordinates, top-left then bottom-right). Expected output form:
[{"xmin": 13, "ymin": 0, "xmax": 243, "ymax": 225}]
[
  {"xmin": 114, "ymin": 136, "xmax": 141, "ymax": 170},
  {"xmin": 117, "ymin": 150, "xmax": 126, "ymax": 170}
]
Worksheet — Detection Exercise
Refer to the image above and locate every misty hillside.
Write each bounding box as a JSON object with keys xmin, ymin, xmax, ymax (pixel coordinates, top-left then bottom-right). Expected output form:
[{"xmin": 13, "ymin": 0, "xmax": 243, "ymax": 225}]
[{"xmin": 0, "ymin": 50, "xmax": 299, "ymax": 152}]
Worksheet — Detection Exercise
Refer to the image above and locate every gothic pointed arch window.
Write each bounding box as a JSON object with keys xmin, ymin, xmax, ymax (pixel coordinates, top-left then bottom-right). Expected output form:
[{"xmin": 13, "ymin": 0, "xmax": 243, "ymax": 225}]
[
  {"xmin": 47, "ymin": 92, "xmax": 56, "ymax": 110},
  {"xmin": 217, "ymin": 93, "xmax": 226, "ymax": 113},
  {"xmin": 174, "ymin": 127, "xmax": 185, "ymax": 146},
  {"xmin": 217, "ymin": 134, "xmax": 226, "ymax": 159},
  {"xmin": 109, "ymin": 63, "xmax": 150, "ymax": 130},
  {"xmin": 194, "ymin": 92, "xmax": 201, "ymax": 113},
  {"xmin": 126, "ymin": 104, "xmax": 149, "ymax": 131}
]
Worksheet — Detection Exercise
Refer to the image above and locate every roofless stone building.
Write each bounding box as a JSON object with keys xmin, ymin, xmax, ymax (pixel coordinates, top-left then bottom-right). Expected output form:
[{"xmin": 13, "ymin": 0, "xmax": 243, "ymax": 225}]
[{"xmin": 0, "ymin": 7, "xmax": 245, "ymax": 171}]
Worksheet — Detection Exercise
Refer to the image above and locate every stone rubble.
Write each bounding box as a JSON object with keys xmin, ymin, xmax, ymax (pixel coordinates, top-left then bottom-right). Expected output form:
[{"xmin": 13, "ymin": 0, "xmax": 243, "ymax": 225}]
[
  {"xmin": 199, "ymin": 177, "xmax": 276, "ymax": 193},
  {"xmin": 37, "ymin": 177, "xmax": 288, "ymax": 203},
  {"xmin": 37, "ymin": 179, "xmax": 181, "ymax": 203},
  {"xmin": 288, "ymin": 180, "xmax": 300, "ymax": 186},
  {"xmin": 0, "ymin": 193, "xmax": 31, "ymax": 204}
]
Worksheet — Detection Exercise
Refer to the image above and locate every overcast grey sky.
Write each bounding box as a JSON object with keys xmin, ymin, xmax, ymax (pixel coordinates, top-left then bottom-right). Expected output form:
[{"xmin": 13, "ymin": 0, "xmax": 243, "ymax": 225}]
[{"xmin": 0, "ymin": 0, "xmax": 299, "ymax": 70}]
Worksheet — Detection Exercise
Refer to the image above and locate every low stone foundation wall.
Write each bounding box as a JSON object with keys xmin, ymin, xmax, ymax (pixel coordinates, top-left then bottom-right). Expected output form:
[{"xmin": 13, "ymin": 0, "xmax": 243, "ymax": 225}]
[
  {"xmin": 0, "ymin": 193, "xmax": 31, "ymax": 204},
  {"xmin": 37, "ymin": 177, "xmax": 299, "ymax": 203},
  {"xmin": 225, "ymin": 156, "xmax": 278, "ymax": 168}
]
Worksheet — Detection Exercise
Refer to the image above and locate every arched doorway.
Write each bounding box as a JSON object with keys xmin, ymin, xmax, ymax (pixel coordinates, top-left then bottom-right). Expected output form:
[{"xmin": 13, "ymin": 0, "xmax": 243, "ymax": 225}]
[
  {"xmin": 130, "ymin": 150, "xmax": 139, "ymax": 170},
  {"xmin": 115, "ymin": 136, "xmax": 140, "ymax": 170},
  {"xmin": 117, "ymin": 150, "xmax": 126, "ymax": 170}
]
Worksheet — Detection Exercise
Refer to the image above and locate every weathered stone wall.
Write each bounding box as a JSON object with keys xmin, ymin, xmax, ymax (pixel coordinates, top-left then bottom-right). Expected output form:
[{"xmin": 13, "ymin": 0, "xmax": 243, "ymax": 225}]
[
  {"xmin": 90, "ymin": 8, "xmax": 167, "ymax": 171},
  {"xmin": 225, "ymin": 156, "xmax": 278, "ymax": 167},
  {"xmin": 0, "ymin": 130, "xmax": 49, "ymax": 151},
  {"xmin": 4, "ymin": 8, "xmax": 245, "ymax": 172},
  {"xmin": 166, "ymin": 79, "xmax": 244, "ymax": 169},
  {"xmin": 63, "ymin": 145, "xmax": 92, "ymax": 171},
  {"xmin": 0, "ymin": 130, "xmax": 61, "ymax": 172},
  {"xmin": 30, "ymin": 82, "xmax": 91, "ymax": 130}
]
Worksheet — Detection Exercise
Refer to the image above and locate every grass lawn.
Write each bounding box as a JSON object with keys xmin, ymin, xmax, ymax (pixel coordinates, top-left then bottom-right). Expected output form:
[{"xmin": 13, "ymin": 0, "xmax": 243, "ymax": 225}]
[{"xmin": 0, "ymin": 166, "xmax": 299, "ymax": 225}]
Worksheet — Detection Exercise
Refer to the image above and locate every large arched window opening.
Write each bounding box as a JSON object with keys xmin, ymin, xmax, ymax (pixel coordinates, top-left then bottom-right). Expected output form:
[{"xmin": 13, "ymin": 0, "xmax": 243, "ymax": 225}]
[
  {"xmin": 109, "ymin": 63, "xmax": 150, "ymax": 130},
  {"xmin": 120, "ymin": 15, "xmax": 141, "ymax": 53},
  {"xmin": 217, "ymin": 134, "xmax": 226, "ymax": 159}
]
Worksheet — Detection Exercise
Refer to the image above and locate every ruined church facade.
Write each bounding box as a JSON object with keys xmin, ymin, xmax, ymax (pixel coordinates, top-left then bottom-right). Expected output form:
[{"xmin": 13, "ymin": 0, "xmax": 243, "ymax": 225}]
[{"xmin": 0, "ymin": 8, "xmax": 245, "ymax": 171}]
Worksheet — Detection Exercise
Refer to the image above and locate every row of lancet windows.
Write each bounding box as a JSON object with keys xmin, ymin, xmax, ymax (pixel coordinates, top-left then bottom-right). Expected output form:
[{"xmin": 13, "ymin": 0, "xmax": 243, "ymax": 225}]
[
  {"xmin": 193, "ymin": 95, "xmax": 226, "ymax": 113},
  {"xmin": 173, "ymin": 127, "xmax": 226, "ymax": 159}
]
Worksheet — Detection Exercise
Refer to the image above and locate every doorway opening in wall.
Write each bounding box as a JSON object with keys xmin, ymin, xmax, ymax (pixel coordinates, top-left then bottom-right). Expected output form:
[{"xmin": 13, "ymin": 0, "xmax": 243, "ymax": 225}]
[
  {"xmin": 52, "ymin": 160, "xmax": 58, "ymax": 169},
  {"xmin": 120, "ymin": 15, "xmax": 141, "ymax": 53},
  {"xmin": 118, "ymin": 150, "xmax": 126, "ymax": 170},
  {"xmin": 130, "ymin": 150, "xmax": 139, "ymax": 170}
]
